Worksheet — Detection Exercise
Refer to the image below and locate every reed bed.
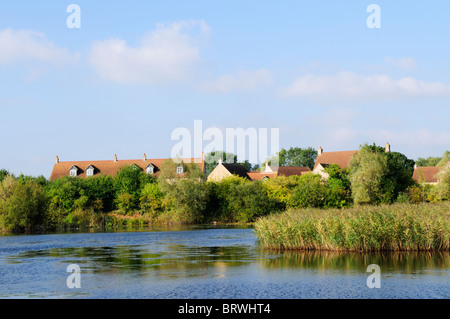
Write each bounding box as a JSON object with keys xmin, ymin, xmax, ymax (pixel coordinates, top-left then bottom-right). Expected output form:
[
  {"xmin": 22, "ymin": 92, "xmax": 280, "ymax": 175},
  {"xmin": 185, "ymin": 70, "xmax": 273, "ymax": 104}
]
[{"xmin": 254, "ymin": 202, "xmax": 450, "ymax": 252}]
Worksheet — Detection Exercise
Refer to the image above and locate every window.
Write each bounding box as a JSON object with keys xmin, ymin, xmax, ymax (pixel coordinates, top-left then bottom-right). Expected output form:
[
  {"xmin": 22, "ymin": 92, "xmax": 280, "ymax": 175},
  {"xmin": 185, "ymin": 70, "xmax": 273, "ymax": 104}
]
[
  {"xmin": 176, "ymin": 165, "xmax": 184, "ymax": 175},
  {"xmin": 146, "ymin": 165, "xmax": 154, "ymax": 175},
  {"xmin": 69, "ymin": 167, "xmax": 77, "ymax": 177},
  {"xmin": 86, "ymin": 167, "xmax": 94, "ymax": 177},
  {"xmin": 262, "ymin": 176, "xmax": 270, "ymax": 182}
]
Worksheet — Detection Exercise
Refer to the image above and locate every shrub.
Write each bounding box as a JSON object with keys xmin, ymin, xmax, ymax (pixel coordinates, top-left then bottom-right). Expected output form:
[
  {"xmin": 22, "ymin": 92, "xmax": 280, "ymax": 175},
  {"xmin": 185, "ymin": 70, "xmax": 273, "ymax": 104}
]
[
  {"xmin": 115, "ymin": 193, "xmax": 136, "ymax": 215},
  {"xmin": 114, "ymin": 165, "xmax": 152, "ymax": 197},
  {"xmin": 0, "ymin": 176, "xmax": 47, "ymax": 233},
  {"xmin": 225, "ymin": 180, "xmax": 276, "ymax": 223},
  {"xmin": 263, "ymin": 176, "xmax": 301, "ymax": 211},
  {"xmin": 83, "ymin": 175, "xmax": 115, "ymax": 212},
  {"xmin": 139, "ymin": 182, "xmax": 165, "ymax": 217},
  {"xmin": 288, "ymin": 174, "xmax": 327, "ymax": 208},
  {"xmin": 349, "ymin": 144, "xmax": 415, "ymax": 205}
]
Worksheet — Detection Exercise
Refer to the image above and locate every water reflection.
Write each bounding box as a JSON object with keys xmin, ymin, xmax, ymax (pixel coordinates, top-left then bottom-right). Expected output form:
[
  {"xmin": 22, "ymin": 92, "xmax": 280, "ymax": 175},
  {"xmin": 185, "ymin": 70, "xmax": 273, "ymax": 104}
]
[
  {"xmin": 1, "ymin": 229, "xmax": 449, "ymax": 299},
  {"xmin": 261, "ymin": 250, "xmax": 450, "ymax": 275},
  {"xmin": 7, "ymin": 242, "xmax": 449, "ymax": 277},
  {"xmin": 6, "ymin": 244, "xmax": 255, "ymax": 275}
]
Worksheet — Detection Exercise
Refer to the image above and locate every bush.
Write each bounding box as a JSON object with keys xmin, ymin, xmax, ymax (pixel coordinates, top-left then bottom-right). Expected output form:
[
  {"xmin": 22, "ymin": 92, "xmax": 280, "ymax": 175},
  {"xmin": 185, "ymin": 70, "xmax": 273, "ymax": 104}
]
[
  {"xmin": 225, "ymin": 180, "xmax": 276, "ymax": 223},
  {"xmin": 44, "ymin": 177, "xmax": 84, "ymax": 229},
  {"xmin": 158, "ymin": 175, "xmax": 211, "ymax": 224},
  {"xmin": 83, "ymin": 175, "xmax": 115, "ymax": 212},
  {"xmin": 288, "ymin": 174, "xmax": 327, "ymax": 208},
  {"xmin": 263, "ymin": 176, "xmax": 301, "ymax": 211},
  {"xmin": 114, "ymin": 165, "xmax": 152, "ymax": 197},
  {"xmin": 115, "ymin": 193, "xmax": 136, "ymax": 215},
  {"xmin": 210, "ymin": 176, "xmax": 249, "ymax": 222},
  {"xmin": 349, "ymin": 144, "xmax": 415, "ymax": 205},
  {"xmin": 0, "ymin": 176, "xmax": 47, "ymax": 233},
  {"xmin": 139, "ymin": 182, "xmax": 165, "ymax": 217}
]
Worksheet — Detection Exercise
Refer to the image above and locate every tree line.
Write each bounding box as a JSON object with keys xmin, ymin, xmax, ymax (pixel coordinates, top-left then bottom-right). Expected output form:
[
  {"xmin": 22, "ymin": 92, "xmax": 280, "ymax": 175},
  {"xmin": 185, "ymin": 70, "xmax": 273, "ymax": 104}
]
[{"xmin": 0, "ymin": 145, "xmax": 449, "ymax": 233}]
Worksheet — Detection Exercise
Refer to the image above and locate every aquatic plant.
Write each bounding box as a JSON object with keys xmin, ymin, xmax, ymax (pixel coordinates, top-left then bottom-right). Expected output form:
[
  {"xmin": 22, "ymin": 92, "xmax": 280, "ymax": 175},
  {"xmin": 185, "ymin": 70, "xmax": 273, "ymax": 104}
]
[{"xmin": 254, "ymin": 202, "xmax": 450, "ymax": 252}]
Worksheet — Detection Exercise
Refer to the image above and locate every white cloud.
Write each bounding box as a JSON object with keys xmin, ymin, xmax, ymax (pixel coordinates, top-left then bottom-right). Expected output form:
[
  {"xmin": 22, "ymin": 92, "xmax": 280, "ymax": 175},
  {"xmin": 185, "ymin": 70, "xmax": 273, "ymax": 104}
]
[
  {"xmin": 280, "ymin": 72, "xmax": 450, "ymax": 101},
  {"xmin": 201, "ymin": 69, "xmax": 272, "ymax": 93},
  {"xmin": 89, "ymin": 20, "xmax": 209, "ymax": 85},
  {"xmin": 384, "ymin": 57, "xmax": 417, "ymax": 71},
  {"xmin": 0, "ymin": 28, "xmax": 79, "ymax": 67}
]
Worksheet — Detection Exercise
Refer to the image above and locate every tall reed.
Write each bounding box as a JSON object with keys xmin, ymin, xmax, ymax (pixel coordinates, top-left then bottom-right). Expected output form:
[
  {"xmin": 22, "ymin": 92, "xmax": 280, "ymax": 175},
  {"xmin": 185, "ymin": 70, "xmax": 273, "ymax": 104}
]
[{"xmin": 254, "ymin": 202, "xmax": 450, "ymax": 252}]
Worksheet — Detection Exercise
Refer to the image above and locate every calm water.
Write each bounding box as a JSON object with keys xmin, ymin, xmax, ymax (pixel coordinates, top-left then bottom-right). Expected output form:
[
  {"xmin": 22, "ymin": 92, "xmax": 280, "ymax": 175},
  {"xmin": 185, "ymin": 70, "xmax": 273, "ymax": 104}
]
[{"xmin": 0, "ymin": 226, "xmax": 448, "ymax": 299}]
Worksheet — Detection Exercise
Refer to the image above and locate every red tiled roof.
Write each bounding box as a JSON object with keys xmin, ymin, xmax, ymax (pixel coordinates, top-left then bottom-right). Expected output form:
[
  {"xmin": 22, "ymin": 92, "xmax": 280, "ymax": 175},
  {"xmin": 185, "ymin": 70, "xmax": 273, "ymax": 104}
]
[
  {"xmin": 313, "ymin": 150, "xmax": 359, "ymax": 171},
  {"xmin": 413, "ymin": 167, "xmax": 440, "ymax": 183},
  {"xmin": 246, "ymin": 167, "xmax": 310, "ymax": 181},
  {"xmin": 50, "ymin": 157, "xmax": 204, "ymax": 181},
  {"xmin": 277, "ymin": 166, "xmax": 311, "ymax": 177},
  {"xmin": 247, "ymin": 172, "xmax": 278, "ymax": 181}
]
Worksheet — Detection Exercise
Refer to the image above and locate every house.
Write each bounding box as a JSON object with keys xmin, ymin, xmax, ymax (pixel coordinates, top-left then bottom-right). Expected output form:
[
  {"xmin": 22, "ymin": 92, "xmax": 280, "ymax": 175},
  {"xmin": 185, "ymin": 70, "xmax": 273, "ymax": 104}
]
[
  {"xmin": 206, "ymin": 158, "xmax": 251, "ymax": 182},
  {"xmin": 207, "ymin": 159, "xmax": 310, "ymax": 182},
  {"xmin": 313, "ymin": 147, "xmax": 359, "ymax": 179},
  {"xmin": 412, "ymin": 164, "xmax": 440, "ymax": 185},
  {"xmin": 247, "ymin": 164, "xmax": 311, "ymax": 181},
  {"xmin": 312, "ymin": 143, "xmax": 391, "ymax": 179},
  {"xmin": 50, "ymin": 154, "xmax": 205, "ymax": 181}
]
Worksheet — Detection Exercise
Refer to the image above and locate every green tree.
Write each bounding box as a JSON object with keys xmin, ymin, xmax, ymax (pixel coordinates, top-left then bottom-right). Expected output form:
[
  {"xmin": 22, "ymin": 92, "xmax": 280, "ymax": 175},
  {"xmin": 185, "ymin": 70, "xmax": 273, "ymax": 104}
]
[
  {"xmin": 416, "ymin": 156, "xmax": 443, "ymax": 167},
  {"xmin": 157, "ymin": 159, "xmax": 210, "ymax": 223},
  {"xmin": 269, "ymin": 147, "xmax": 317, "ymax": 169},
  {"xmin": 385, "ymin": 151, "xmax": 415, "ymax": 198},
  {"xmin": 114, "ymin": 165, "xmax": 151, "ymax": 196},
  {"xmin": 113, "ymin": 165, "xmax": 152, "ymax": 211},
  {"xmin": 115, "ymin": 193, "xmax": 136, "ymax": 214},
  {"xmin": 263, "ymin": 175, "xmax": 302, "ymax": 211},
  {"xmin": 349, "ymin": 145, "xmax": 389, "ymax": 205},
  {"xmin": 288, "ymin": 174, "xmax": 327, "ymax": 208},
  {"xmin": 349, "ymin": 144, "xmax": 415, "ymax": 204},
  {"xmin": 435, "ymin": 151, "xmax": 450, "ymax": 200},
  {"xmin": 45, "ymin": 176, "xmax": 85, "ymax": 229},
  {"xmin": 139, "ymin": 182, "xmax": 165, "ymax": 216},
  {"xmin": 0, "ymin": 176, "xmax": 47, "ymax": 233},
  {"xmin": 209, "ymin": 176, "xmax": 249, "ymax": 222},
  {"xmin": 83, "ymin": 174, "xmax": 115, "ymax": 212},
  {"xmin": 160, "ymin": 178, "xmax": 211, "ymax": 224},
  {"xmin": 225, "ymin": 180, "xmax": 275, "ymax": 223},
  {"xmin": 323, "ymin": 164, "xmax": 352, "ymax": 207},
  {"xmin": 16, "ymin": 174, "xmax": 48, "ymax": 187},
  {"xmin": 0, "ymin": 170, "xmax": 12, "ymax": 183}
]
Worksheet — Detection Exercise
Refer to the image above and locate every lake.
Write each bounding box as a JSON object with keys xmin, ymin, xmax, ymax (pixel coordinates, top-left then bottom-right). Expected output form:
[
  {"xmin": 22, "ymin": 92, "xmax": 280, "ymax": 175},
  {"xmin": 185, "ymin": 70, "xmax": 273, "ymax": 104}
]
[{"xmin": 0, "ymin": 226, "xmax": 448, "ymax": 299}]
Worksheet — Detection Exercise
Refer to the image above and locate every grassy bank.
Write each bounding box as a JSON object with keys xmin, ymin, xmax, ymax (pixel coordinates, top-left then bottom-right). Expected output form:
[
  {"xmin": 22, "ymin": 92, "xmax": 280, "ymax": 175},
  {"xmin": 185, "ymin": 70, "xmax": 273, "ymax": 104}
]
[{"xmin": 254, "ymin": 202, "xmax": 450, "ymax": 252}]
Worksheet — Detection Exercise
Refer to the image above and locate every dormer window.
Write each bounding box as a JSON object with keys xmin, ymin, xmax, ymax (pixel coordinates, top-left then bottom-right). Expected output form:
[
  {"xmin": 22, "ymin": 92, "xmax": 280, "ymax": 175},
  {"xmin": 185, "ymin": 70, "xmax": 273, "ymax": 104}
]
[
  {"xmin": 146, "ymin": 164, "xmax": 154, "ymax": 175},
  {"xmin": 176, "ymin": 165, "xmax": 184, "ymax": 175},
  {"xmin": 69, "ymin": 166, "xmax": 78, "ymax": 177},
  {"xmin": 86, "ymin": 165, "xmax": 94, "ymax": 177}
]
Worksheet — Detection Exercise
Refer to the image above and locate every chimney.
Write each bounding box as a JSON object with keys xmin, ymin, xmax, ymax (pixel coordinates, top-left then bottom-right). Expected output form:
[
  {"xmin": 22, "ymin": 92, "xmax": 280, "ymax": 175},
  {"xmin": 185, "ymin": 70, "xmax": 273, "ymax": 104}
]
[
  {"xmin": 385, "ymin": 142, "xmax": 391, "ymax": 153},
  {"xmin": 264, "ymin": 161, "xmax": 271, "ymax": 172},
  {"xmin": 143, "ymin": 153, "xmax": 147, "ymax": 161},
  {"xmin": 318, "ymin": 146, "xmax": 323, "ymax": 156},
  {"xmin": 218, "ymin": 157, "xmax": 223, "ymax": 165},
  {"xmin": 414, "ymin": 163, "xmax": 418, "ymax": 170},
  {"xmin": 55, "ymin": 156, "xmax": 59, "ymax": 164},
  {"xmin": 114, "ymin": 154, "xmax": 118, "ymax": 162}
]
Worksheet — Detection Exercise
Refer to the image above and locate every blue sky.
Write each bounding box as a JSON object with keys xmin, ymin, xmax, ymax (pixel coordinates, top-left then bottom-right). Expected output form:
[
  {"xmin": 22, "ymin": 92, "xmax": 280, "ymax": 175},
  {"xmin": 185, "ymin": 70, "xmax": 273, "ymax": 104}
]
[{"xmin": 1, "ymin": 1, "xmax": 449, "ymax": 178}]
